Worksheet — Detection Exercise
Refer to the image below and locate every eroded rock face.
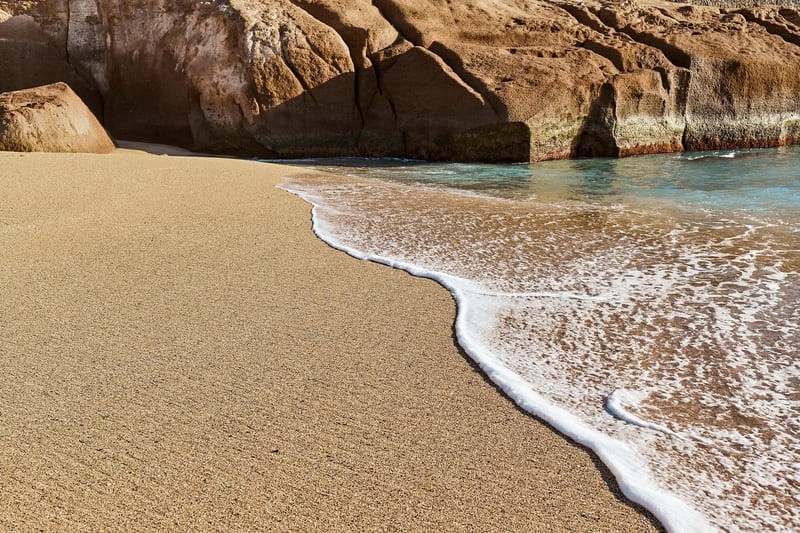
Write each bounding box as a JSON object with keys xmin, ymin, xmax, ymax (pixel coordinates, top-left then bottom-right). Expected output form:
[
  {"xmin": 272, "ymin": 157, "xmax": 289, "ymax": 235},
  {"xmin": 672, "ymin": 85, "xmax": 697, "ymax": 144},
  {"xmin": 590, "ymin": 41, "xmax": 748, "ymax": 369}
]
[
  {"xmin": 575, "ymin": 0, "xmax": 800, "ymax": 152},
  {"xmin": 0, "ymin": 2, "xmax": 102, "ymax": 116},
  {"xmin": 5, "ymin": 0, "xmax": 800, "ymax": 161},
  {"xmin": 0, "ymin": 82, "xmax": 115, "ymax": 153}
]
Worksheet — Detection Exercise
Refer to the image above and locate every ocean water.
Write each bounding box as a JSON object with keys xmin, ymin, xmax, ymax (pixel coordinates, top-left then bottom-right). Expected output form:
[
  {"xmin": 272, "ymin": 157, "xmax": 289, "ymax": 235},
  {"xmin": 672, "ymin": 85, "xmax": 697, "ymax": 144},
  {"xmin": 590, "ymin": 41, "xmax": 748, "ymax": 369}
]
[{"xmin": 276, "ymin": 147, "xmax": 800, "ymax": 532}]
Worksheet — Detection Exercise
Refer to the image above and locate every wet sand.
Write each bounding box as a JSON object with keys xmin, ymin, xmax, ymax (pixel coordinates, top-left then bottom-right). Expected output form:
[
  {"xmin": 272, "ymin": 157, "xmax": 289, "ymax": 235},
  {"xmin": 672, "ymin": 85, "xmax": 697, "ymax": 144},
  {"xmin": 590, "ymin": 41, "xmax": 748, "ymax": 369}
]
[{"xmin": 0, "ymin": 148, "xmax": 659, "ymax": 530}]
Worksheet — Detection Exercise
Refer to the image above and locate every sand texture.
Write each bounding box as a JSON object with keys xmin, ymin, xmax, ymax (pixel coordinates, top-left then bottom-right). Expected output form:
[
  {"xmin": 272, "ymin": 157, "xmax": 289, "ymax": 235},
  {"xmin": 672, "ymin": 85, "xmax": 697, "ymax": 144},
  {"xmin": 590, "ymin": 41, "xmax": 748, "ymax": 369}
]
[{"xmin": 0, "ymin": 149, "xmax": 659, "ymax": 531}]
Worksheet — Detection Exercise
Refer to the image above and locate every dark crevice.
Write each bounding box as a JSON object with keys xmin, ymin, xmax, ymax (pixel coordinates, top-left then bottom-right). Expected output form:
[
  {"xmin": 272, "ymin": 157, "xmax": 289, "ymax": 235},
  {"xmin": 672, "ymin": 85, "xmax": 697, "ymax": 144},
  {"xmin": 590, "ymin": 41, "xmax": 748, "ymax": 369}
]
[
  {"xmin": 556, "ymin": 2, "xmax": 612, "ymax": 35},
  {"xmin": 353, "ymin": 67, "xmax": 365, "ymax": 129},
  {"xmin": 681, "ymin": 122, "xmax": 690, "ymax": 151},
  {"xmin": 64, "ymin": 0, "xmax": 107, "ymax": 122},
  {"xmin": 285, "ymin": 0, "xmax": 368, "ymax": 131},
  {"xmin": 288, "ymin": 0, "xmax": 367, "ymax": 65},
  {"xmin": 560, "ymin": 2, "xmax": 692, "ymax": 70},
  {"xmin": 370, "ymin": 2, "xmax": 500, "ymax": 120},
  {"xmin": 366, "ymin": 37, "xmax": 414, "ymax": 117},
  {"xmin": 371, "ymin": 0, "xmax": 422, "ymax": 46},
  {"xmin": 737, "ymin": 9, "xmax": 800, "ymax": 49},
  {"xmin": 672, "ymin": 68, "xmax": 692, "ymax": 118},
  {"xmin": 595, "ymin": 13, "xmax": 692, "ymax": 69},
  {"xmin": 371, "ymin": 51, "xmax": 385, "ymax": 97},
  {"xmin": 580, "ymin": 39, "xmax": 626, "ymax": 72},
  {"xmin": 779, "ymin": 8, "xmax": 800, "ymax": 26},
  {"xmin": 653, "ymin": 66, "xmax": 670, "ymax": 93},
  {"xmin": 624, "ymin": 28, "xmax": 690, "ymax": 68},
  {"xmin": 65, "ymin": 0, "xmax": 71, "ymax": 66},
  {"xmin": 554, "ymin": 4, "xmax": 627, "ymax": 72},
  {"xmin": 617, "ymin": 30, "xmax": 690, "ymax": 69},
  {"xmin": 372, "ymin": 59, "xmax": 398, "ymax": 121},
  {"xmin": 427, "ymin": 42, "xmax": 502, "ymax": 119},
  {"xmin": 571, "ymin": 82, "xmax": 619, "ymax": 158}
]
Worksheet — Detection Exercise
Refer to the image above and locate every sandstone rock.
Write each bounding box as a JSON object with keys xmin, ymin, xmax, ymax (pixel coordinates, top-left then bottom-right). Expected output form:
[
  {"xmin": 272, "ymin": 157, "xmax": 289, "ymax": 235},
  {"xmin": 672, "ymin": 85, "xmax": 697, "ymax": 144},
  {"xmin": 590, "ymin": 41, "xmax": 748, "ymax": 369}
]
[
  {"xmin": 0, "ymin": 82, "xmax": 115, "ymax": 153},
  {"xmin": 580, "ymin": 0, "xmax": 800, "ymax": 152},
  {"xmin": 5, "ymin": 0, "xmax": 800, "ymax": 161},
  {"xmin": 0, "ymin": 3, "xmax": 102, "ymax": 116}
]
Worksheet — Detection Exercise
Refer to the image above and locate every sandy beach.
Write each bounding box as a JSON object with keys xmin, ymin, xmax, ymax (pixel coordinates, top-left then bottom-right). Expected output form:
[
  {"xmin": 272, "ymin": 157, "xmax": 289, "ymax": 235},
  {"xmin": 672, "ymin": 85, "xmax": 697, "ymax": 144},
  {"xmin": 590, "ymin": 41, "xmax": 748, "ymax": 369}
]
[{"xmin": 0, "ymin": 148, "xmax": 659, "ymax": 530}]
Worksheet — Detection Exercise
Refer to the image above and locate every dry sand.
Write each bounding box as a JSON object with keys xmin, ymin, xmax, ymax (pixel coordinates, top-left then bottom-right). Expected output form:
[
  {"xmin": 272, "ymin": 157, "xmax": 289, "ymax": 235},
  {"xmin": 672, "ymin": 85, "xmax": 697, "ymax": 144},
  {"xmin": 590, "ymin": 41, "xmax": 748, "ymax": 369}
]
[{"xmin": 0, "ymin": 148, "xmax": 660, "ymax": 531}]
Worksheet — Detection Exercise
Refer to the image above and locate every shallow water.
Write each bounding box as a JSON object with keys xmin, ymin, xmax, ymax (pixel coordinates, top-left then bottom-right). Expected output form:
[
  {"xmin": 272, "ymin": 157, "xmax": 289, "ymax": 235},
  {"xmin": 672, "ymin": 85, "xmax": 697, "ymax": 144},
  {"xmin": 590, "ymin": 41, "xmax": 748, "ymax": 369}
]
[{"xmin": 277, "ymin": 148, "xmax": 800, "ymax": 532}]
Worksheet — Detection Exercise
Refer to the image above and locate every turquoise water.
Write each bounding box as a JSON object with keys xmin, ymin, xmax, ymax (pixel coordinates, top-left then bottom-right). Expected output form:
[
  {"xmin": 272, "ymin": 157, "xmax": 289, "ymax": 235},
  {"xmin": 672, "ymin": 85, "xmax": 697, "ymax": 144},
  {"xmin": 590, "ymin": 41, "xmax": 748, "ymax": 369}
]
[
  {"xmin": 289, "ymin": 147, "xmax": 800, "ymax": 214},
  {"xmin": 279, "ymin": 147, "xmax": 800, "ymax": 532}
]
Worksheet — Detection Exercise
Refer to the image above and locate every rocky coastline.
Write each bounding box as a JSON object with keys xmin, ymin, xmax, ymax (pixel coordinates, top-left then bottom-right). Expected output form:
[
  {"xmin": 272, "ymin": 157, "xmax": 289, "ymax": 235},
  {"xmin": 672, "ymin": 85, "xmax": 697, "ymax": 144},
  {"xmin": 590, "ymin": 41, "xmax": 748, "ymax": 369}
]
[{"xmin": 3, "ymin": 0, "xmax": 800, "ymax": 162}]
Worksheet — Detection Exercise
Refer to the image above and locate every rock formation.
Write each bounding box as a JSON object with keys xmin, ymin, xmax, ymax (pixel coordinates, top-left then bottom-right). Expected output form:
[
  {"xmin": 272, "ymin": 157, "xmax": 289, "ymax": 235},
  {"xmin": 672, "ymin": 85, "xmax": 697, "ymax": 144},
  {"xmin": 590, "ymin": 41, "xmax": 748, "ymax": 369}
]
[
  {"xmin": 3, "ymin": 0, "xmax": 800, "ymax": 161},
  {"xmin": 0, "ymin": 3, "xmax": 102, "ymax": 116},
  {"xmin": 0, "ymin": 82, "xmax": 115, "ymax": 152}
]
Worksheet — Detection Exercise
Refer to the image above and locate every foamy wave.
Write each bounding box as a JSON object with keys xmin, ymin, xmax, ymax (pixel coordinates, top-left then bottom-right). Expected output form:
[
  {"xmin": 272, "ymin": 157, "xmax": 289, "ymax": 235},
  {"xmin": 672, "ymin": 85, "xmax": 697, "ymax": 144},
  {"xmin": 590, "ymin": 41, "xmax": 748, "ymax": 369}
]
[
  {"xmin": 279, "ymin": 179, "xmax": 712, "ymax": 532},
  {"xmin": 277, "ymin": 154, "xmax": 799, "ymax": 532}
]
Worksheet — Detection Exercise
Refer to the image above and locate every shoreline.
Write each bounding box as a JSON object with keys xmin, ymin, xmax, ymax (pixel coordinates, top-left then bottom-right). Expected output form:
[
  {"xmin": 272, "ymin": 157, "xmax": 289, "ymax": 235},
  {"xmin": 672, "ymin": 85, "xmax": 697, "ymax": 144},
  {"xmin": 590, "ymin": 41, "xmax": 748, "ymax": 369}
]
[
  {"xmin": 0, "ymin": 148, "xmax": 660, "ymax": 530},
  {"xmin": 282, "ymin": 176, "xmax": 703, "ymax": 532}
]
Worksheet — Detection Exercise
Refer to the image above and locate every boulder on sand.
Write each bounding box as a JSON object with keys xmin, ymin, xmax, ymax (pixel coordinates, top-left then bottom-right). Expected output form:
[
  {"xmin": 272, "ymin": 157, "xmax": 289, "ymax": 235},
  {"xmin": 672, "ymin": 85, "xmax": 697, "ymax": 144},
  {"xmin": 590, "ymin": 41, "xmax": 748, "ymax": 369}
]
[{"xmin": 0, "ymin": 82, "xmax": 115, "ymax": 153}]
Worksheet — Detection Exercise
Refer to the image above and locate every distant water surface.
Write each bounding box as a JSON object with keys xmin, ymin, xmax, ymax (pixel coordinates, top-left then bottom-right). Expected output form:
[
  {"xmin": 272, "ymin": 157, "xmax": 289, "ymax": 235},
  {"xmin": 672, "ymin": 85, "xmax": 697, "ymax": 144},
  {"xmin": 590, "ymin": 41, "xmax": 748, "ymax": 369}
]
[{"xmin": 277, "ymin": 148, "xmax": 800, "ymax": 532}]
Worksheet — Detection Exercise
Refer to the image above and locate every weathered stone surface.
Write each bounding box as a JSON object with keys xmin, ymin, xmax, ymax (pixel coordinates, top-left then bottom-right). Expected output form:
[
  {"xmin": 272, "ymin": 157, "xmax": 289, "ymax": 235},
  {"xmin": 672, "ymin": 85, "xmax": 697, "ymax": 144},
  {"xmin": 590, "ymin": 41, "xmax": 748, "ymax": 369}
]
[
  {"xmin": 5, "ymin": 0, "xmax": 800, "ymax": 161},
  {"xmin": 0, "ymin": 82, "xmax": 115, "ymax": 153},
  {"xmin": 580, "ymin": 0, "xmax": 800, "ymax": 152},
  {"xmin": 0, "ymin": 5, "xmax": 102, "ymax": 116}
]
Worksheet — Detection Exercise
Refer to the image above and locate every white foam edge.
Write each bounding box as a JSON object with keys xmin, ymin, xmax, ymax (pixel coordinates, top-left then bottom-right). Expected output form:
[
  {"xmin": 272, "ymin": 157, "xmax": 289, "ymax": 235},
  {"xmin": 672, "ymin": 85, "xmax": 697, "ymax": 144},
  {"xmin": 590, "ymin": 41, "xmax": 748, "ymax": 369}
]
[
  {"xmin": 279, "ymin": 181, "xmax": 714, "ymax": 533},
  {"xmin": 684, "ymin": 151, "xmax": 737, "ymax": 161},
  {"xmin": 605, "ymin": 389, "xmax": 682, "ymax": 439}
]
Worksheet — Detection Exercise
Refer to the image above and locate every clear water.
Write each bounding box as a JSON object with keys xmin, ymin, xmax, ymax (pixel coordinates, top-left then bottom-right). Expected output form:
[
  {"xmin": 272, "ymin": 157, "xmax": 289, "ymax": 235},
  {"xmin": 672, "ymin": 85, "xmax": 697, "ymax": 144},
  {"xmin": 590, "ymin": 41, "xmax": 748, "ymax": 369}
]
[{"xmin": 277, "ymin": 147, "xmax": 800, "ymax": 532}]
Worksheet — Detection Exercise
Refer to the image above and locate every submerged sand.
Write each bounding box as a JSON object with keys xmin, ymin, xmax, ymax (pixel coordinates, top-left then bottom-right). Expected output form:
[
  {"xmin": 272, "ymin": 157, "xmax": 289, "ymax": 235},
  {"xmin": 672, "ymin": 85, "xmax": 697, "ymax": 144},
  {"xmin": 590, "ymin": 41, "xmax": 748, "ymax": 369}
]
[{"xmin": 0, "ymin": 149, "xmax": 659, "ymax": 530}]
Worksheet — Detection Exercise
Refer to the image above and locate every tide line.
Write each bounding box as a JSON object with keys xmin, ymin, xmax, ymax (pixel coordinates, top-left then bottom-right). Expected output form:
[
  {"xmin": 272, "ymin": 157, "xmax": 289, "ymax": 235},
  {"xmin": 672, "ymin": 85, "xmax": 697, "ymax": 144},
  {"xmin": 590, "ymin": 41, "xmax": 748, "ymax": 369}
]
[{"xmin": 279, "ymin": 179, "xmax": 713, "ymax": 533}]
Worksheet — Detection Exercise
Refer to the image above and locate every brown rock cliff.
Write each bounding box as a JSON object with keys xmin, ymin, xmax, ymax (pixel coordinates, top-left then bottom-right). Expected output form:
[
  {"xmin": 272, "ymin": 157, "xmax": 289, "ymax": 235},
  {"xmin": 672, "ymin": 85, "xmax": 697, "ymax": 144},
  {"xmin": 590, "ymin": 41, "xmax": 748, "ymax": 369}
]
[{"xmin": 4, "ymin": 0, "xmax": 800, "ymax": 161}]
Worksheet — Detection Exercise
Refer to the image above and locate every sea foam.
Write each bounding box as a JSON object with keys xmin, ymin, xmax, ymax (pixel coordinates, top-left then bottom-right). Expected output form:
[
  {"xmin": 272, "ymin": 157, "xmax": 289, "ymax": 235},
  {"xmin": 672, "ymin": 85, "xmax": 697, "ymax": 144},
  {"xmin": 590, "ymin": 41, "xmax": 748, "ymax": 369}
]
[
  {"xmin": 280, "ymin": 180, "xmax": 711, "ymax": 532},
  {"xmin": 276, "ymin": 149, "xmax": 800, "ymax": 532}
]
